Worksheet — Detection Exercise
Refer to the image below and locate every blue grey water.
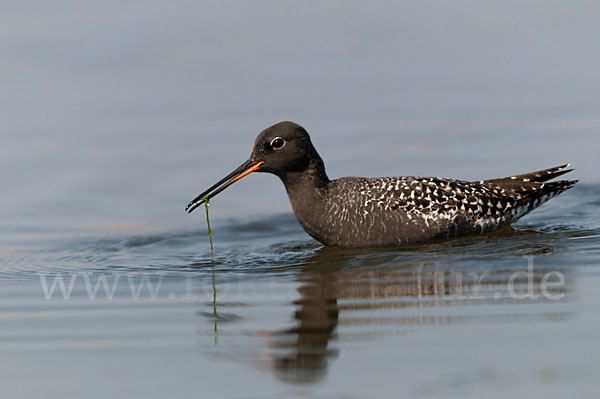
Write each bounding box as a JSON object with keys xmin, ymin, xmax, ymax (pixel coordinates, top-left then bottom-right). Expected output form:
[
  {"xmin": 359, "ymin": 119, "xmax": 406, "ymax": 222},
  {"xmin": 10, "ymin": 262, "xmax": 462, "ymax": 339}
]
[{"xmin": 1, "ymin": 1, "xmax": 600, "ymax": 398}]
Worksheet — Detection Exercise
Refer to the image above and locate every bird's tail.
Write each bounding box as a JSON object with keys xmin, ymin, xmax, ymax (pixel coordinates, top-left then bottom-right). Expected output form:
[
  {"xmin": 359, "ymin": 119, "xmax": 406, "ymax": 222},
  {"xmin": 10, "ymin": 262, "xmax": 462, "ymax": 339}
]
[
  {"xmin": 486, "ymin": 163, "xmax": 573, "ymax": 185},
  {"xmin": 485, "ymin": 164, "xmax": 578, "ymax": 221}
]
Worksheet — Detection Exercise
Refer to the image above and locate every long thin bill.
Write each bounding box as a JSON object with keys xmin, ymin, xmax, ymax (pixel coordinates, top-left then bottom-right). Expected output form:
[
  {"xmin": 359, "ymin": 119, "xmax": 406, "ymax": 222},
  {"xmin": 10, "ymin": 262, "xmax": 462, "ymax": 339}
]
[{"xmin": 185, "ymin": 160, "xmax": 263, "ymax": 213}]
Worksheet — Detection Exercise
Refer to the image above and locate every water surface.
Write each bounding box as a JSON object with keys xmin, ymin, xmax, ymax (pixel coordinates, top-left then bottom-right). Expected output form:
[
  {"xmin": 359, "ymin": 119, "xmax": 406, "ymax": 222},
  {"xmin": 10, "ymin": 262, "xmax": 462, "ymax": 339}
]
[{"xmin": 2, "ymin": 186, "xmax": 600, "ymax": 398}]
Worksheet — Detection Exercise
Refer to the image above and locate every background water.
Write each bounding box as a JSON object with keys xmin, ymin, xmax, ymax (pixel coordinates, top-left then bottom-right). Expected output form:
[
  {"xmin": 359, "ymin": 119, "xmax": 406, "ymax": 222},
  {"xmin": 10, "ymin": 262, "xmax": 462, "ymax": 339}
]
[{"xmin": 1, "ymin": 1, "xmax": 600, "ymax": 398}]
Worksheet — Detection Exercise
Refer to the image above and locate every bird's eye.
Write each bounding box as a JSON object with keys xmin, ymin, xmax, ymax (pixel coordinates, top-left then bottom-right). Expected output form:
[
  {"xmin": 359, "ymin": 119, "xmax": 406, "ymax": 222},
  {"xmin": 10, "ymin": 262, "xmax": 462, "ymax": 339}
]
[{"xmin": 270, "ymin": 137, "xmax": 286, "ymax": 150}]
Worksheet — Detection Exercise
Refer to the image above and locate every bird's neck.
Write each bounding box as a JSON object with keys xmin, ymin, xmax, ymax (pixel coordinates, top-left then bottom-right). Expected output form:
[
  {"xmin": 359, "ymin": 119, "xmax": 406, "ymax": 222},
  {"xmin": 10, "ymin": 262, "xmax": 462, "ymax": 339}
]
[
  {"xmin": 280, "ymin": 151, "xmax": 330, "ymax": 194},
  {"xmin": 279, "ymin": 153, "xmax": 331, "ymax": 242}
]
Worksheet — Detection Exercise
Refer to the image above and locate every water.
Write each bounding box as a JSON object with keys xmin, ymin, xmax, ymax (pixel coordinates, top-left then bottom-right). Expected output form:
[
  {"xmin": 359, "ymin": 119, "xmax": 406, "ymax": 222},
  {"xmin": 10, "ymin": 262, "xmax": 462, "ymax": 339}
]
[
  {"xmin": 2, "ymin": 1, "xmax": 600, "ymax": 398},
  {"xmin": 2, "ymin": 187, "xmax": 600, "ymax": 397}
]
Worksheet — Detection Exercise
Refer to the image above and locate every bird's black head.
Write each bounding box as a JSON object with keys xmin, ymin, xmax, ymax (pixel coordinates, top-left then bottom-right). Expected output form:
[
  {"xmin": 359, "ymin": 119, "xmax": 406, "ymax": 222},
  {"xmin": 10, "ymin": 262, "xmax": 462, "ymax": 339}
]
[
  {"xmin": 185, "ymin": 121, "xmax": 325, "ymax": 214},
  {"xmin": 250, "ymin": 121, "xmax": 314, "ymax": 177}
]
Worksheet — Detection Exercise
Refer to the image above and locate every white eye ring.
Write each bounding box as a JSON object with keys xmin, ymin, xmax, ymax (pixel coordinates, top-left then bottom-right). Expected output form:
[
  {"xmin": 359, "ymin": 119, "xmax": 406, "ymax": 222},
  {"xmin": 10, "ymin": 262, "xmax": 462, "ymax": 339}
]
[{"xmin": 270, "ymin": 137, "xmax": 286, "ymax": 150}]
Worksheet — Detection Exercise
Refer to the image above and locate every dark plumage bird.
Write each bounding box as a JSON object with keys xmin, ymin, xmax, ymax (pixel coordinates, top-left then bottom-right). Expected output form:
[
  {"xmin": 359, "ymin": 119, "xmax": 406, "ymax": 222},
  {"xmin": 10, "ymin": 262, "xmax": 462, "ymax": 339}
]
[{"xmin": 186, "ymin": 122, "xmax": 578, "ymax": 248}]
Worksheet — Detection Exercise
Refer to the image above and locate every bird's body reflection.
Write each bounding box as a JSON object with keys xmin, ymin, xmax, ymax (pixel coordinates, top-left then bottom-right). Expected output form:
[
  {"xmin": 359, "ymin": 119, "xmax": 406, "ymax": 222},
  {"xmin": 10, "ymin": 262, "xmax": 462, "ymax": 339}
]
[
  {"xmin": 199, "ymin": 229, "xmax": 575, "ymax": 384},
  {"xmin": 265, "ymin": 242, "xmax": 571, "ymax": 383}
]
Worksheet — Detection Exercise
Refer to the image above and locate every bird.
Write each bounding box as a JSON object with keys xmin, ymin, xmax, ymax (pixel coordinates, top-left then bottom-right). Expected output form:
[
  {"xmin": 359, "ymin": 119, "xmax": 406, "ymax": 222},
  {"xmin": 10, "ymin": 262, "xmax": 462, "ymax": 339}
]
[{"xmin": 186, "ymin": 121, "xmax": 578, "ymax": 248}]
